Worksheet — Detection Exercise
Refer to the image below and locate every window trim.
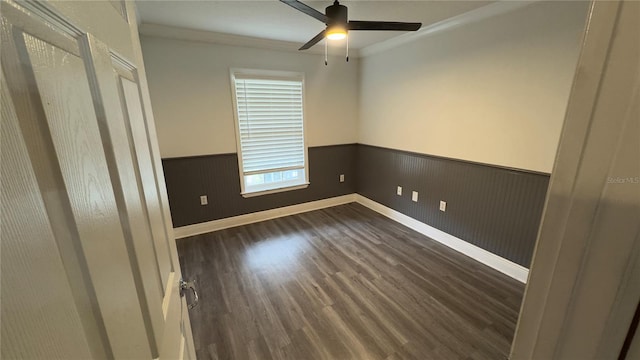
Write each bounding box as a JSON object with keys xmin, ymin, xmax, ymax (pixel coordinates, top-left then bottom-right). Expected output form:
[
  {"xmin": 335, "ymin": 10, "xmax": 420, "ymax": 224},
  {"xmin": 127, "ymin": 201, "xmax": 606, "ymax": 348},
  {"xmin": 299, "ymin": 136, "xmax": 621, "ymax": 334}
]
[{"xmin": 229, "ymin": 68, "xmax": 310, "ymax": 197}]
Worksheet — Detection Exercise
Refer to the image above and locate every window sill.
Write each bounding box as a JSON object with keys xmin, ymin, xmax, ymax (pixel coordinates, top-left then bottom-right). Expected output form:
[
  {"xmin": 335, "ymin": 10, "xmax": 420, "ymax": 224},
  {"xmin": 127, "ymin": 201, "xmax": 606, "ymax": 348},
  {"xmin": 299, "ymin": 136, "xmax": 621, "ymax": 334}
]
[{"xmin": 241, "ymin": 182, "xmax": 310, "ymax": 198}]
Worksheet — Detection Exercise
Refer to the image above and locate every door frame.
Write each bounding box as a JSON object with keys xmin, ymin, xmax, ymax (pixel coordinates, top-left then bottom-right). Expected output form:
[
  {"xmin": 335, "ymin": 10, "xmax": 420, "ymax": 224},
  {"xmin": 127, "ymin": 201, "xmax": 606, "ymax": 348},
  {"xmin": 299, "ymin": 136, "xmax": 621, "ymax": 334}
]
[{"xmin": 510, "ymin": 0, "xmax": 640, "ymax": 358}]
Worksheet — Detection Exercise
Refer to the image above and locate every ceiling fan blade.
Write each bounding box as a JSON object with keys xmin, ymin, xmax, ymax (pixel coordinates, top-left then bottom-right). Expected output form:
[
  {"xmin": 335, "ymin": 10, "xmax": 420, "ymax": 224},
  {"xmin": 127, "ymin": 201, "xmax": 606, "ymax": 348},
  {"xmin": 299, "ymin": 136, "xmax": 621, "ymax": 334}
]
[
  {"xmin": 348, "ymin": 20, "xmax": 422, "ymax": 31},
  {"xmin": 299, "ymin": 30, "xmax": 326, "ymax": 50},
  {"xmin": 280, "ymin": 0, "xmax": 328, "ymax": 23}
]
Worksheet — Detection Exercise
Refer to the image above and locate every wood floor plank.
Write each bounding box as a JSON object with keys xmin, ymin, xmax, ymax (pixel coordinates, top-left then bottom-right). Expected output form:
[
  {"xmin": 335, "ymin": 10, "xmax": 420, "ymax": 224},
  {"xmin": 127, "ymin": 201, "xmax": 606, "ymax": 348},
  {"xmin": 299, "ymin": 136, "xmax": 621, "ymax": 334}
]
[{"xmin": 178, "ymin": 203, "xmax": 525, "ymax": 360}]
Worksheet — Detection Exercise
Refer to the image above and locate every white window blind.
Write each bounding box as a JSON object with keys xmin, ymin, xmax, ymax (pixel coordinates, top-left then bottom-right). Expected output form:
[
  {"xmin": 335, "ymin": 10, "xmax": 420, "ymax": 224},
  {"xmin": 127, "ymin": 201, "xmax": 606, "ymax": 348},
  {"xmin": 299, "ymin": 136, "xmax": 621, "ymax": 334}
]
[{"xmin": 232, "ymin": 72, "xmax": 308, "ymax": 195}]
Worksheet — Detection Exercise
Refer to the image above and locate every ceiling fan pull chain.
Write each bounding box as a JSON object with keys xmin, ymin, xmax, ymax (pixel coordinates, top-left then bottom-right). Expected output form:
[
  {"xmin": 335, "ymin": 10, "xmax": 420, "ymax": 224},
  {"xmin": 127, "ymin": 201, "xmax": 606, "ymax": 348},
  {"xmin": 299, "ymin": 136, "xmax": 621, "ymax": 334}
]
[
  {"xmin": 346, "ymin": 34, "xmax": 349, "ymax": 62},
  {"xmin": 325, "ymin": 38, "xmax": 328, "ymax": 66}
]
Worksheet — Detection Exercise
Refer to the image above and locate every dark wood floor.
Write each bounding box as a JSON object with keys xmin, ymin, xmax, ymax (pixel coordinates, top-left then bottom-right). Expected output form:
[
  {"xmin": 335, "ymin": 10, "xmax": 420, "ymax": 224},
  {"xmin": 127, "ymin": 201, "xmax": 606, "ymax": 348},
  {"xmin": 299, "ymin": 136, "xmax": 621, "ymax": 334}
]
[{"xmin": 177, "ymin": 203, "xmax": 525, "ymax": 360}]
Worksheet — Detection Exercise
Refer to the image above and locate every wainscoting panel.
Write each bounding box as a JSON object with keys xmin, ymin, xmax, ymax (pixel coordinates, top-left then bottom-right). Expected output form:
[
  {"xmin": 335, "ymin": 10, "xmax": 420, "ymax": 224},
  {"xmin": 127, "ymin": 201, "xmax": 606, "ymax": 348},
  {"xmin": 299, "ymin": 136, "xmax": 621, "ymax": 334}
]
[
  {"xmin": 164, "ymin": 143, "xmax": 548, "ymax": 268},
  {"xmin": 356, "ymin": 144, "xmax": 549, "ymax": 267},
  {"xmin": 162, "ymin": 144, "xmax": 357, "ymax": 227}
]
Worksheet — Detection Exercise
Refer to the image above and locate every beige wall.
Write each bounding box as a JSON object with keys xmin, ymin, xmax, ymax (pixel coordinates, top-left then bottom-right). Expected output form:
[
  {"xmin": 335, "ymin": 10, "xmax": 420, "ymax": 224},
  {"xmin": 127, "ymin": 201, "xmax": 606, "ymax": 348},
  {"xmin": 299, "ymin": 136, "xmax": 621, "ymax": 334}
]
[
  {"xmin": 141, "ymin": 1, "xmax": 587, "ymax": 171},
  {"xmin": 141, "ymin": 37, "xmax": 359, "ymax": 158},
  {"xmin": 358, "ymin": 1, "xmax": 589, "ymax": 173}
]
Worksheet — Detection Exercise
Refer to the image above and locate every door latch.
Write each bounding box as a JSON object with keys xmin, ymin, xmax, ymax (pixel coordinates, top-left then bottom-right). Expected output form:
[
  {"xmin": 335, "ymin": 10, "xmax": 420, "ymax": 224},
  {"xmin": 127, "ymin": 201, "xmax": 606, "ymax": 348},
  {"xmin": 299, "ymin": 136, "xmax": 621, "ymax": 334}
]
[{"xmin": 179, "ymin": 278, "xmax": 199, "ymax": 309}]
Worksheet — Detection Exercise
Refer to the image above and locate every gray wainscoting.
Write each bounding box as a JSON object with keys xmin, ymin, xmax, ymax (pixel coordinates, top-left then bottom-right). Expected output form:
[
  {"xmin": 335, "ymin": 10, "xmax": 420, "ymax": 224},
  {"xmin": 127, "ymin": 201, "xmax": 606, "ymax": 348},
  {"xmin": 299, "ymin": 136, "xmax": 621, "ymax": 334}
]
[
  {"xmin": 162, "ymin": 144, "xmax": 357, "ymax": 227},
  {"xmin": 356, "ymin": 144, "xmax": 550, "ymax": 267},
  {"xmin": 162, "ymin": 143, "xmax": 549, "ymax": 267}
]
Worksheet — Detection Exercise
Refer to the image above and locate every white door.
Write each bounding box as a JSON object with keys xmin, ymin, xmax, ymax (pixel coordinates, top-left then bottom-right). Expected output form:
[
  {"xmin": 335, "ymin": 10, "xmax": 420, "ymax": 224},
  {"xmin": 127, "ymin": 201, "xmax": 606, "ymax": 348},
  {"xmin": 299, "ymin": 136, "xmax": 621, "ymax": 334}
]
[{"xmin": 0, "ymin": 1, "xmax": 196, "ymax": 359}]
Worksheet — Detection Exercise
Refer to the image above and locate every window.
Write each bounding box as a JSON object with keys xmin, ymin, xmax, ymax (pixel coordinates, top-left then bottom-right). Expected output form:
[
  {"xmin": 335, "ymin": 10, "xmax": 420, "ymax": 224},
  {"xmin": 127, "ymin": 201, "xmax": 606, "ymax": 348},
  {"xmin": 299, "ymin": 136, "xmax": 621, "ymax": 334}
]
[{"xmin": 231, "ymin": 69, "xmax": 309, "ymax": 196}]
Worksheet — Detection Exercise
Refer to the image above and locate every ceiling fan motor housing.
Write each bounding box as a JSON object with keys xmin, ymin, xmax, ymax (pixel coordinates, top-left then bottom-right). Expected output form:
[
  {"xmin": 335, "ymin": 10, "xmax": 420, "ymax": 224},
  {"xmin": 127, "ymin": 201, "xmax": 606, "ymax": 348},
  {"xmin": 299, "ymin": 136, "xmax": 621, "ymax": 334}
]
[{"xmin": 326, "ymin": 2, "xmax": 348, "ymax": 25}]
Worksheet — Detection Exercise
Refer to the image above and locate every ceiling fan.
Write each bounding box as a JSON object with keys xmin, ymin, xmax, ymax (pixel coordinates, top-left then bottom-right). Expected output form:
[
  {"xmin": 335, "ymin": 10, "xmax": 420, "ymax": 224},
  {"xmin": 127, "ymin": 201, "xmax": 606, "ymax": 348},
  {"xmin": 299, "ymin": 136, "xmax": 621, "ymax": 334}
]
[{"xmin": 280, "ymin": 0, "xmax": 422, "ymax": 63}]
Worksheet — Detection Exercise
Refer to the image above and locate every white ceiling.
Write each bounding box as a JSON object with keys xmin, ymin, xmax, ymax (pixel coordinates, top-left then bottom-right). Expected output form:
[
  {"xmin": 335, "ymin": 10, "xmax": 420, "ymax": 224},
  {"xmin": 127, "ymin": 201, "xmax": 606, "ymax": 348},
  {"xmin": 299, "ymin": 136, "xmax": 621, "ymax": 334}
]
[{"xmin": 136, "ymin": 1, "xmax": 492, "ymax": 50}]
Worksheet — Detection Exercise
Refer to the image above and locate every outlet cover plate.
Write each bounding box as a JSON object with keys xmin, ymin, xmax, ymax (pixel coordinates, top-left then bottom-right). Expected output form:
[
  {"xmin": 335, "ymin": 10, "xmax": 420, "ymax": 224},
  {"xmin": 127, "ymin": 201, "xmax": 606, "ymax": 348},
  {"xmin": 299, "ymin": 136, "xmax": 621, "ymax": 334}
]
[{"xmin": 412, "ymin": 191, "xmax": 418, "ymax": 202}]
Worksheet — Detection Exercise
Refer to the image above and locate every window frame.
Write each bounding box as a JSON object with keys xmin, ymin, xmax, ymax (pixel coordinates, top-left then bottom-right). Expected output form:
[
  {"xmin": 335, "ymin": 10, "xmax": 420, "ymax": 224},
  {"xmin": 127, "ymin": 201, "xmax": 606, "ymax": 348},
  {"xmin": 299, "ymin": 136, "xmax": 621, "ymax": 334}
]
[{"xmin": 230, "ymin": 68, "xmax": 310, "ymax": 198}]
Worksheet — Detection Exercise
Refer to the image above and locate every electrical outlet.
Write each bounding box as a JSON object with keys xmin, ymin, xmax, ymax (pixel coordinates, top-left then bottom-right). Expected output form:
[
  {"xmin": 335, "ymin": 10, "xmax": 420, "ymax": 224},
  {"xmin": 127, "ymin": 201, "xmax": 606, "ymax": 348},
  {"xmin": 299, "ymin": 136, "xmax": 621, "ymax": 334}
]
[
  {"xmin": 412, "ymin": 191, "xmax": 418, "ymax": 202},
  {"xmin": 440, "ymin": 200, "xmax": 447, "ymax": 212},
  {"xmin": 339, "ymin": 174, "xmax": 345, "ymax": 183},
  {"xmin": 397, "ymin": 186, "xmax": 402, "ymax": 196},
  {"xmin": 200, "ymin": 195, "xmax": 208, "ymax": 205}
]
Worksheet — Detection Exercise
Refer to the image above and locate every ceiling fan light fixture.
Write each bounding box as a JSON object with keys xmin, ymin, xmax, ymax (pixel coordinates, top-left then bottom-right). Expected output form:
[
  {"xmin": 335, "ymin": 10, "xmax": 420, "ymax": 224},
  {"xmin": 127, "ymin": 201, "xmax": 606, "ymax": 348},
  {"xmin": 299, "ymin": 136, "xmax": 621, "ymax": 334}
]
[{"xmin": 326, "ymin": 25, "xmax": 347, "ymax": 40}]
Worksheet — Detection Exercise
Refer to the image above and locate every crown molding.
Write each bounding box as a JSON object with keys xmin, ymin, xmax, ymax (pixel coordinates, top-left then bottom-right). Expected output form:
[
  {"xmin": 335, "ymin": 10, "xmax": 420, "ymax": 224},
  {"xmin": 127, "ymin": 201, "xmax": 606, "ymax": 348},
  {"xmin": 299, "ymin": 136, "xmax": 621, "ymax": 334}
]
[
  {"xmin": 139, "ymin": 23, "xmax": 361, "ymax": 58},
  {"xmin": 139, "ymin": 1, "xmax": 537, "ymax": 60},
  {"xmin": 359, "ymin": 0, "xmax": 538, "ymax": 58}
]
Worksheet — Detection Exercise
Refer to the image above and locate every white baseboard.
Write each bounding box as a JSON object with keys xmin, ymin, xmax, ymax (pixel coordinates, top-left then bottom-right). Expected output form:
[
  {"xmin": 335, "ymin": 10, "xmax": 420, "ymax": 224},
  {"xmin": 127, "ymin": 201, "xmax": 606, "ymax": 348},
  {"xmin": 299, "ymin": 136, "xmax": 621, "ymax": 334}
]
[
  {"xmin": 354, "ymin": 195, "xmax": 529, "ymax": 283},
  {"xmin": 174, "ymin": 194, "xmax": 357, "ymax": 239},
  {"xmin": 173, "ymin": 192, "xmax": 528, "ymax": 283}
]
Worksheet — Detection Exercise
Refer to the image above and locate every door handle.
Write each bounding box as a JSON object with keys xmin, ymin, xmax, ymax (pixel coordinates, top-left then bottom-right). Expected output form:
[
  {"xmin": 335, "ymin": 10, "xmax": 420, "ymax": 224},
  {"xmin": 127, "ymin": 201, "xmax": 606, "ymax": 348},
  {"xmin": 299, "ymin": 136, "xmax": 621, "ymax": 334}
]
[{"xmin": 179, "ymin": 278, "xmax": 199, "ymax": 309}]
